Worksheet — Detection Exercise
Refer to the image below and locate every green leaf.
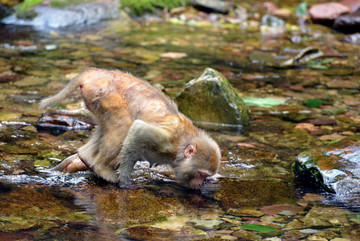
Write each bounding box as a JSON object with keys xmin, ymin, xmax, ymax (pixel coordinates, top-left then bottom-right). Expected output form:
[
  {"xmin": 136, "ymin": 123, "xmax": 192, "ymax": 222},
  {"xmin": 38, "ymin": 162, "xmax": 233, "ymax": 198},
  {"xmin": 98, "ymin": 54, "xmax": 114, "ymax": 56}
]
[
  {"xmin": 306, "ymin": 99, "xmax": 323, "ymax": 108},
  {"xmin": 296, "ymin": 2, "xmax": 308, "ymax": 16},
  {"xmin": 240, "ymin": 224, "xmax": 277, "ymax": 232},
  {"xmin": 328, "ymin": 139, "xmax": 342, "ymax": 145},
  {"xmin": 308, "ymin": 64, "xmax": 328, "ymax": 70},
  {"xmin": 241, "ymin": 97, "xmax": 286, "ymax": 108}
]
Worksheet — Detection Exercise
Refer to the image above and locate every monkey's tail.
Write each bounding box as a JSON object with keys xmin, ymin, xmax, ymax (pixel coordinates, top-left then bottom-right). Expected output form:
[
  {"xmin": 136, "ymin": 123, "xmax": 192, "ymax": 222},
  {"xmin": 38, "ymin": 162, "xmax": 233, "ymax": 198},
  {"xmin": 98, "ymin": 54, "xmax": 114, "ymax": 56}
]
[{"xmin": 39, "ymin": 71, "xmax": 85, "ymax": 109}]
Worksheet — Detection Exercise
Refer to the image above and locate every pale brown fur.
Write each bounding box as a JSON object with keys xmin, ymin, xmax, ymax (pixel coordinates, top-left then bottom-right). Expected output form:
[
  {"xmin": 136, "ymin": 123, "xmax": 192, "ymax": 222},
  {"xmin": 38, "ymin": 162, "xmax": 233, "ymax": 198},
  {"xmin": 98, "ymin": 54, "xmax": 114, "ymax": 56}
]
[{"xmin": 40, "ymin": 68, "xmax": 221, "ymax": 188}]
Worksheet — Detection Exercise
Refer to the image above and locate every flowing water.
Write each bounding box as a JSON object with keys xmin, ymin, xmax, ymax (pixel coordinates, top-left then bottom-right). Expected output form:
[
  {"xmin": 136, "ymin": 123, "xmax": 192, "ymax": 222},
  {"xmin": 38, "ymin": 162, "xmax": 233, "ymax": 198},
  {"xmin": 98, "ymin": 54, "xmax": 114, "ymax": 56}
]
[{"xmin": 0, "ymin": 15, "xmax": 360, "ymax": 240}]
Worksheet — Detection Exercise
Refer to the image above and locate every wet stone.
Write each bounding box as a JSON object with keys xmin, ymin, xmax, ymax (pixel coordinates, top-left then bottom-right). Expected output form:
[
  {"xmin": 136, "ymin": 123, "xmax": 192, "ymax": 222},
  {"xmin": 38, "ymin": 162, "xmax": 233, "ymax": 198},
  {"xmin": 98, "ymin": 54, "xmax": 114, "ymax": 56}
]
[
  {"xmin": 283, "ymin": 230, "xmax": 308, "ymax": 240},
  {"xmin": 176, "ymin": 68, "xmax": 251, "ymax": 126},
  {"xmin": 301, "ymin": 206, "xmax": 352, "ymax": 228},
  {"xmin": 308, "ymin": 119, "xmax": 337, "ymax": 126},
  {"xmin": 334, "ymin": 11, "xmax": 360, "ymax": 33},
  {"xmin": 37, "ymin": 112, "xmax": 94, "ymax": 133},
  {"xmin": 226, "ymin": 208, "xmax": 264, "ymax": 217},
  {"xmin": 187, "ymin": 219, "xmax": 222, "ymax": 231},
  {"xmin": 232, "ymin": 230, "xmax": 260, "ymax": 240},
  {"xmin": 190, "ymin": 0, "xmax": 230, "ymax": 14},
  {"xmin": 259, "ymin": 230, "xmax": 284, "ymax": 238},
  {"xmin": 181, "ymin": 226, "xmax": 207, "ymax": 236},
  {"xmin": 293, "ymin": 135, "xmax": 360, "ymax": 199},
  {"xmin": 120, "ymin": 226, "xmax": 180, "ymax": 241}
]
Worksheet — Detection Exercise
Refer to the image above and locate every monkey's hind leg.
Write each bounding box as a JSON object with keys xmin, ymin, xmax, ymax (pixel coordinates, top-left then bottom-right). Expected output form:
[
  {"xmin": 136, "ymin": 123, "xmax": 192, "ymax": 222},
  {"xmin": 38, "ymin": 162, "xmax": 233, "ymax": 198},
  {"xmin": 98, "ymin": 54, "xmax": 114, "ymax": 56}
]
[
  {"xmin": 51, "ymin": 154, "xmax": 89, "ymax": 173},
  {"xmin": 79, "ymin": 107, "xmax": 132, "ymax": 183}
]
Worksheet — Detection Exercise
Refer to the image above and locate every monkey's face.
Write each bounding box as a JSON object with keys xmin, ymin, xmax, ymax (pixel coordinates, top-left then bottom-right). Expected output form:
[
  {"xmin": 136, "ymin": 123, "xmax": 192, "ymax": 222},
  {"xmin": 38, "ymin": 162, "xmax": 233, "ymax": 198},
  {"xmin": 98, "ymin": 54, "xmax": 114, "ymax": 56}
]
[
  {"xmin": 175, "ymin": 159, "xmax": 214, "ymax": 189},
  {"xmin": 176, "ymin": 138, "xmax": 220, "ymax": 189},
  {"xmin": 188, "ymin": 169, "xmax": 212, "ymax": 189}
]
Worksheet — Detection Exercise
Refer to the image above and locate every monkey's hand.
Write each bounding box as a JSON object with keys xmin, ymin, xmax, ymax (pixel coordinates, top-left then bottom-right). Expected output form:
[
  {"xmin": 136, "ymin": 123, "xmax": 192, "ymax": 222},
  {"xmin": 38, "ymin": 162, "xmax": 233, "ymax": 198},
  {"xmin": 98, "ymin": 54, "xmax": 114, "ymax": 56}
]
[{"xmin": 118, "ymin": 120, "xmax": 171, "ymax": 187}]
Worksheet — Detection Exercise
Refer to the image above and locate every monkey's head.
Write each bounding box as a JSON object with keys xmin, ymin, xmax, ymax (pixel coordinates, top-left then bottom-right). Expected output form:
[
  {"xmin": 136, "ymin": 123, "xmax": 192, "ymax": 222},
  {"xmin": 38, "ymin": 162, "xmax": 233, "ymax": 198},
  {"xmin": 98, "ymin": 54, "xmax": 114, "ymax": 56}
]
[{"xmin": 175, "ymin": 132, "xmax": 221, "ymax": 189}]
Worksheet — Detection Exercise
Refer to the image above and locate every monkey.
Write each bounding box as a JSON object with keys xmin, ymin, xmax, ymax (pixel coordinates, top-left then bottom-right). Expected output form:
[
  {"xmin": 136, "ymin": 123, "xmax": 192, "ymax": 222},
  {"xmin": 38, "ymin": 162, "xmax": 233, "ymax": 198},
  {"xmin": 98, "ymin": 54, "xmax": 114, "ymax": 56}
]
[{"xmin": 40, "ymin": 68, "xmax": 221, "ymax": 189}]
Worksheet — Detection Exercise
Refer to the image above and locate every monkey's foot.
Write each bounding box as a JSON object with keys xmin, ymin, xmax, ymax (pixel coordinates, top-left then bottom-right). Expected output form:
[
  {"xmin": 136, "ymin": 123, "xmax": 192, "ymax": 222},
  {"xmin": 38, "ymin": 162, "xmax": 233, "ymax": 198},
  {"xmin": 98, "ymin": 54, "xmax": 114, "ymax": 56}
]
[{"xmin": 52, "ymin": 154, "xmax": 90, "ymax": 173}]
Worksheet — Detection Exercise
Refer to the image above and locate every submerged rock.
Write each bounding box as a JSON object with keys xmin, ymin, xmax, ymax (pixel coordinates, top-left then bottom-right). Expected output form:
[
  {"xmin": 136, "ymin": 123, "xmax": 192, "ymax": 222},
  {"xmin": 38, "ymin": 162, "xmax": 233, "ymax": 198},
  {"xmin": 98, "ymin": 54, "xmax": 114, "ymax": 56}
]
[
  {"xmin": 176, "ymin": 68, "xmax": 251, "ymax": 126},
  {"xmin": 2, "ymin": 2, "xmax": 120, "ymax": 29},
  {"xmin": 293, "ymin": 135, "xmax": 360, "ymax": 196}
]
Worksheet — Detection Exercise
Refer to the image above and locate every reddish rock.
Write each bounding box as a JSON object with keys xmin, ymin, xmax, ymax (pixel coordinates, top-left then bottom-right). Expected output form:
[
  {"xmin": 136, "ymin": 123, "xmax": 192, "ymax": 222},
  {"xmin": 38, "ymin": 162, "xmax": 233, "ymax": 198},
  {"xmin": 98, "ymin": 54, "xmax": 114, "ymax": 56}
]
[
  {"xmin": 309, "ymin": 129, "xmax": 326, "ymax": 136},
  {"xmin": 309, "ymin": 2, "xmax": 351, "ymax": 24},
  {"xmin": 289, "ymin": 85, "xmax": 304, "ymax": 92},
  {"xmin": 340, "ymin": 0, "xmax": 360, "ymax": 12},
  {"xmin": 295, "ymin": 123, "xmax": 318, "ymax": 132},
  {"xmin": 260, "ymin": 204, "xmax": 304, "ymax": 216}
]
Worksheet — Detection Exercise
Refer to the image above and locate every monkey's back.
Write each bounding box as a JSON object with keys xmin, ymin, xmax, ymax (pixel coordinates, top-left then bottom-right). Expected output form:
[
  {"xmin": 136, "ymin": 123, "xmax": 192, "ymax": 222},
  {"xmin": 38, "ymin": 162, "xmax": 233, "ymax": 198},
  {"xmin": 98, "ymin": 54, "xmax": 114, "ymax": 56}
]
[{"xmin": 80, "ymin": 69, "xmax": 179, "ymax": 124}]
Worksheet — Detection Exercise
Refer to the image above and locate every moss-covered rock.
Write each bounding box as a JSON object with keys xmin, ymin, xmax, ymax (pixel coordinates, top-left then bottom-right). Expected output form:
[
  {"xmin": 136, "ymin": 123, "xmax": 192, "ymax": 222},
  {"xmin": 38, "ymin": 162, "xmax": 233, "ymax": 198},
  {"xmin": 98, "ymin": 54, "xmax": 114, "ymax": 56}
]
[
  {"xmin": 175, "ymin": 68, "xmax": 251, "ymax": 125},
  {"xmin": 293, "ymin": 135, "xmax": 360, "ymax": 193}
]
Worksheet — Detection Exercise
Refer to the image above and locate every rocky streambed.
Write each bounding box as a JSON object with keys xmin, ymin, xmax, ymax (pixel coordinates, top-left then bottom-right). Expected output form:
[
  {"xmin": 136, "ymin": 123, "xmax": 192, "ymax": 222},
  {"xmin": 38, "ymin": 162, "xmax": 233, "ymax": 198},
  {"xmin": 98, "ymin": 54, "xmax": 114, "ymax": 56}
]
[{"xmin": 0, "ymin": 0, "xmax": 360, "ymax": 240}]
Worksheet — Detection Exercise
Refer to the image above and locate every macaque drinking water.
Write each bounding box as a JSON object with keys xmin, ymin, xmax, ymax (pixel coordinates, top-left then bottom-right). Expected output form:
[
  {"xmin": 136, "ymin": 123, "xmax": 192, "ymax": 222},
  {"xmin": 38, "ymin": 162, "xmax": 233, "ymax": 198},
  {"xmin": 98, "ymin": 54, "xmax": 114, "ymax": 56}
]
[{"xmin": 40, "ymin": 68, "xmax": 221, "ymax": 189}]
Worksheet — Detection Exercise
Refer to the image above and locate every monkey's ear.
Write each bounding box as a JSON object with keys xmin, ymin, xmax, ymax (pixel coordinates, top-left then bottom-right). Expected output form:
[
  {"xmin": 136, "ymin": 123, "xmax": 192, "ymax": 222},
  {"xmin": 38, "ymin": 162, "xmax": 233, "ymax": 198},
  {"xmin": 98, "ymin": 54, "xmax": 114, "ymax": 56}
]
[{"xmin": 184, "ymin": 144, "xmax": 197, "ymax": 158}]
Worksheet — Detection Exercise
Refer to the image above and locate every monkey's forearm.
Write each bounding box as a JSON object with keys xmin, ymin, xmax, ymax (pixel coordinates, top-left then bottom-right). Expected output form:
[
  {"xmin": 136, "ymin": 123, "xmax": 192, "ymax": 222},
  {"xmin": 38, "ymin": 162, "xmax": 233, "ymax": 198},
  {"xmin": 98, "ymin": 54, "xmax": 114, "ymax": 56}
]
[{"xmin": 118, "ymin": 120, "xmax": 171, "ymax": 186}]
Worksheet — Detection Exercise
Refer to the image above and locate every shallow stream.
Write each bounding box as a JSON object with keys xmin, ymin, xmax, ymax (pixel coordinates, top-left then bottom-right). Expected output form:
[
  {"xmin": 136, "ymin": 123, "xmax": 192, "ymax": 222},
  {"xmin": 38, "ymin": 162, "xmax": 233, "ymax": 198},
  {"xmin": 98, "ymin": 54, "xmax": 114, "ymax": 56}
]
[{"xmin": 0, "ymin": 15, "xmax": 360, "ymax": 240}]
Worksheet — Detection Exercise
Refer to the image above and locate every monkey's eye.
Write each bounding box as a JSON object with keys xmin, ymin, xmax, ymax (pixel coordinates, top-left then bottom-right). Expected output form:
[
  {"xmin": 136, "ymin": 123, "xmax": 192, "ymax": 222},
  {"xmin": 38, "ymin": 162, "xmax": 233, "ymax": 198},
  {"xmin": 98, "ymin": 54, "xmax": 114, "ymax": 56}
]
[{"xmin": 199, "ymin": 172, "xmax": 206, "ymax": 178}]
